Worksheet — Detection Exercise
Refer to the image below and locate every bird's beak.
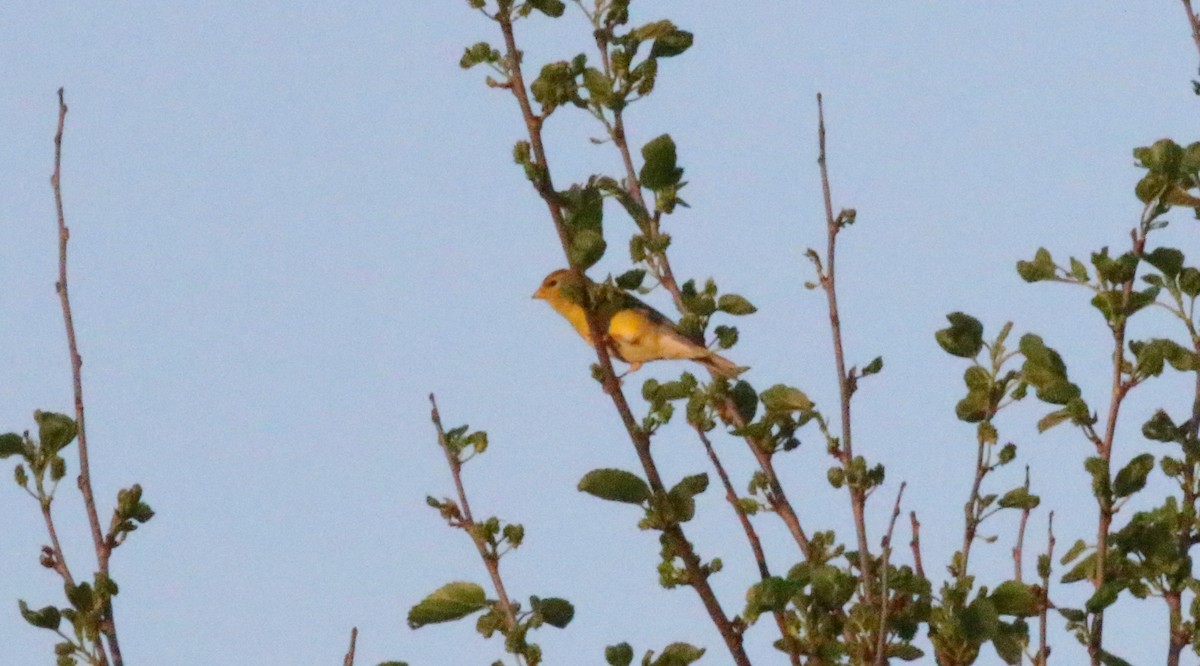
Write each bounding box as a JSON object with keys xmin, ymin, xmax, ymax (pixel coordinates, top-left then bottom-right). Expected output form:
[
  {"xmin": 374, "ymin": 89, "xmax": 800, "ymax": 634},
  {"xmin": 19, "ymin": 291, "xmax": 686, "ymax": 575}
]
[{"xmin": 532, "ymin": 287, "xmax": 544, "ymax": 300}]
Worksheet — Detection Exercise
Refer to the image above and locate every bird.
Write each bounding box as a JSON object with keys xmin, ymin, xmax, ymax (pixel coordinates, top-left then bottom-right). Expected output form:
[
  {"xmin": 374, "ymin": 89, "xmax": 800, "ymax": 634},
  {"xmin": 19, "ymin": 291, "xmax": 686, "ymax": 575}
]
[{"xmin": 532, "ymin": 268, "xmax": 746, "ymax": 378}]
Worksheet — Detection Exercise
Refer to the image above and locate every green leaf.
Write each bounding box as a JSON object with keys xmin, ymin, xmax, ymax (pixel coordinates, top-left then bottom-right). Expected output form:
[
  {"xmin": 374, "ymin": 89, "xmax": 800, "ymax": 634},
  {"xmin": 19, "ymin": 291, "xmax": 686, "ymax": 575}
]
[
  {"xmin": 18, "ymin": 600, "xmax": 61, "ymax": 630},
  {"xmin": 1016, "ymin": 248, "xmax": 1056, "ymax": 282},
  {"xmin": 615, "ymin": 269, "xmax": 646, "ymax": 290},
  {"xmin": 990, "ymin": 581, "xmax": 1040, "ymax": 617},
  {"xmin": 1145, "ymin": 247, "xmax": 1185, "ymax": 278},
  {"xmin": 578, "ymin": 468, "xmax": 651, "ymax": 504},
  {"xmin": 888, "ymin": 644, "xmax": 925, "ymax": 661},
  {"xmin": 0, "ymin": 433, "xmax": 24, "ymax": 459},
  {"xmin": 406, "ymin": 582, "xmax": 487, "ymax": 628},
  {"xmin": 459, "ymin": 42, "xmax": 501, "ymax": 70},
  {"xmin": 1098, "ymin": 651, "xmax": 1134, "ymax": 666},
  {"xmin": 1113, "ymin": 453, "xmax": 1154, "ymax": 498},
  {"xmin": 862, "ymin": 356, "xmax": 884, "ymax": 376},
  {"xmin": 997, "ymin": 488, "xmax": 1040, "ymax": 511},
  {"xmin": 527, "ymin": 0, "xmax": 566, "ymax": 18},
  {"xmin": 760, "ymin": 384, "xmax": 813, "ymax": 412},
  {"xmin": 935, "ymin": 312, "xmax": 984, "ymax": 358},
  {"xmin": 605, "ymin": 643, "xmax": 634, "ymax": 666},
  {"xmin": 1085, "ymin": 581, "xmax": 1121, "ymax": 613},
  {"xmin": 649, "ymin": 30, "xmax": 694, "ymax": 58},
  {"xmin": 530, "ymin": 61, "xmax": 578, "ymax": 114},
  {"xmin": 961, "ymin": 596, "xmax": 999, "ymax": 642},
  {"xmin": 533, "ymin": 596, "xmax": 574, "ymax": 628},
  {"xmin": 35, "ymin": 411, "xmax": 77, "ymax": 454},
  {"xmin": 1143, "ymin": 410, "xmax": 1180, "ymax": 442},
  {"xmin": 1069, "ymin": 257, "xmax": 1090, "ymax": 281},
  {"xmin": 639, "ymin": 134, "xmax": 683, "ymax": 190},
  {"xmin": 991, "ymin": 621, "xmax": 1028, "ymax": 665},
  {"xmin": 713, "ymin": 325, "xmax": 739, "ymax": 350},
  {"xmin": 569, "ymin": 229, "xmax": 607, "ymax": 270},
  {"xmin": 1036, "ymin": 409, "xmax": 1070, "ymax": 433},
  {"xmin": 649, "ymin": 642, "xmax": 705, "ymax": 666},
  {"xmin": 743, "ymin": 576, "xmax": 801, "ymax": 621},
  {"xmin": 717, "ymin": 294, "xmax": 757, "ymax": 315},
  {"xmin": 1180, "ymin": 268, "xmax": 1200, "ymax": 297}
]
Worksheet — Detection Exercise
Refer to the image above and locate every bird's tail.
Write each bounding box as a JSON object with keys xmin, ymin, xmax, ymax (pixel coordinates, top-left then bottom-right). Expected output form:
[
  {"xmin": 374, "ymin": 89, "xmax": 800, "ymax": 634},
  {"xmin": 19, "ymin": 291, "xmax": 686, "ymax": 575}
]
[{"xmin": 699, "ymin": 352, "xmax": 748, "ymax": 378}]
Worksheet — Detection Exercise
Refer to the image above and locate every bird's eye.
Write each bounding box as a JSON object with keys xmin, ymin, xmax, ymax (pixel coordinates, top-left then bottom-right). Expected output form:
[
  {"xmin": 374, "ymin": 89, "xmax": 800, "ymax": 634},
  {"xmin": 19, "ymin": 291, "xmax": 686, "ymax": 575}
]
[{"xmin": 548, "ymin": 279, "xmax": 558, "ymax": 287}]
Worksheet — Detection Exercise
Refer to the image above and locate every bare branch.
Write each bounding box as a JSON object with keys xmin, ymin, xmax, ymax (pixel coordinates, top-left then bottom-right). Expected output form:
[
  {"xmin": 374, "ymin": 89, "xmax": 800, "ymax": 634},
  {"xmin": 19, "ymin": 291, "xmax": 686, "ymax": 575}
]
[
  {"xmin": 342, "ymin": 627, "xmax": 358, "ymax": 666},
  {"xmin": 874, "ymin": 482, "xmax": 907, "ymax": 666},
  {"xmin": 51, "ymin": 87, "xmax": 123, "ymax": 666},
  {"xmin": 909, "ymin": 511, "xmax": 925, "ymax": 580},
  {"xmin": 815, "ymin": 92, "xmax": 874, "ymax": 603}
]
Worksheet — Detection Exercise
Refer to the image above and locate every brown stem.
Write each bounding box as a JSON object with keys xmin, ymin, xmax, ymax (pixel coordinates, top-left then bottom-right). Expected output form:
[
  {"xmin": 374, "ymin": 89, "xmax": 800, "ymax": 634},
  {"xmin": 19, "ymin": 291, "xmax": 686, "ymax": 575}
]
[
  {"xmin": 492, "ymin": 12, "xmax": 747, "ymax": 664},
  {"xmin": 1182, "ymin": 0, "xmax": 1200, "ymax": 63},
  {"xmin": 1036, "ymin": 512, "xmax": 1055, "ymax": 666},
  {"xmin": 342, "ymin": 627, "xmax": 358, "ymax": 666},
  {"xmin": 1013, "ymin": 467, "xmax": 1033, "ymax": 583},
  {"xmin": 1087, "ymin": 228, "xmax": 1146, "ymax": 665},
  {"xmin": 908, "ymin": 512, "xmax": 926, "ymax": 580},
  {"xmin": 874, "ymin": 482, "xmax": 906, "ymax": 666},
  {"xmin": 815, "ymin": 92, "xmax": 874, "ymax": 602},
  {"xmin": 39, "ymin": 500, "xmax": 75, "ymax": 588},
  {"xmin": 51, "ymin": 87, "xmax": 122, "ymax": 666},
  {"xmin": 959, "ymin": 421, "xmax": 992, "ymax": 578},
  {"xmin": 429, "ymin": 395, "xmax": 520, "ymax": 633},
  {"xmin": 695, "ymin": 426, "xmax": 801, "ymax": 666}
]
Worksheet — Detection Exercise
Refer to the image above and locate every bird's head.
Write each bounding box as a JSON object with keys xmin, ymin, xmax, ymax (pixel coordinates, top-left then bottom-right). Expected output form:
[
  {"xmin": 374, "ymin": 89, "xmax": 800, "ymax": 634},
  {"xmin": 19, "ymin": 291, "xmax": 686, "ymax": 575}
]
[{"xmin": 532, "ymin": 269, "xmax": 588, "ymax": 306}]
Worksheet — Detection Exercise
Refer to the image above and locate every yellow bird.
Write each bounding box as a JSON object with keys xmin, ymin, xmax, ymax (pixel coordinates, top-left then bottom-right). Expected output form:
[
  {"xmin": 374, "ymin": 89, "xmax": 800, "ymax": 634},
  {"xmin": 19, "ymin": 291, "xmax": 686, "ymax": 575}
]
[{"xmin": 533, "ymin": 268, "xmax": 746, "ymax": 378}]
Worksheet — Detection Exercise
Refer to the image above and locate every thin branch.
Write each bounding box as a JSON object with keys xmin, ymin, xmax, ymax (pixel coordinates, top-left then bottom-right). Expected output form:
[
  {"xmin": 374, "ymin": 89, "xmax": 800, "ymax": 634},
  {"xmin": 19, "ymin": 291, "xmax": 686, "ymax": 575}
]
[
  {"xmin": 874, "ymin": 482, "xmax": 906, "ymax": 666},
  {"xmin": 342, "ymin": 627, "xmax": 358, "ymax": 666},
  {"xmin": 694, "ymin": 425, "xmax": 801, "ymax": 666},
  {"xmin": 909, "ymin": 512, "xmax": 925, "ymax": 580},
  {"xmin": 492, "ymin": 12, "xmax": 748, "ymax": 664},
  {"xmin": 429, "ymin": 395, "xmax": 520, "ymax": 634},
  {"xmin": 1087, "ymin": 222, "xmax": 1148, "ymax": 665},
  {"xmin": 815, "ymin": 92, "xmax": 874, "ymax": 603},
  {"xmin": 51, "ymin": 87, "xmax": 122, "ymax": 666},
  {"xmin": 1182, "ymin": 0, "xmax": 1200, "ymax": 63},
  {"xmin": 1036, "ymin": 512, "xmax": 1055, "ymax": 666},
  {"xmin": 1013, "ymin": 467, "xmax": 1033, "ymax": 583}
]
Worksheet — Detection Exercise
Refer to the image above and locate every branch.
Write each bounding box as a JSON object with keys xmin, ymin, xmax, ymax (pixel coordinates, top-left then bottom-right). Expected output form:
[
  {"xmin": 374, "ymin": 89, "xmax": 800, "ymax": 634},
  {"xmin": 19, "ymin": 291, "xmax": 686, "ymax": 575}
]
[
  {"xmin": 694, "ymin": 425, "xmax": 800, "ymax": 666},
  {"xmin": 1036, "ymin": 512, "xmax": 1055, "ymax": 666},
  {"xmin": 429, "ymin": 395, "xmax": 520, "ymax": 634},
  {"xmin": 909, "ymin": 511, "xmax": 925, "ymax": 580},
  {"xmin": 491, "ymin": 12, "xmax": 748, "ymax": 664},
  {"xmin": 874, "ymin": 482, "xmax": 906, "ymax": 666},
  {"xmin": 1182, "ymin": 0, "xmax": 1200, "ymax": 64},
  {"xmin": 342, "ymin": 627, "xmax": 358, "ymax": 666},
  {"xmin": 51, "ymin": 87, "xmax": 123, "ymax": 666},
  {"xmin": 1013, "ymin": 467, "xmax": 1033, "ymax": 583},
  {"xmin": 815, "ymin": 92, "xmax": 874, "ymax": 602}
]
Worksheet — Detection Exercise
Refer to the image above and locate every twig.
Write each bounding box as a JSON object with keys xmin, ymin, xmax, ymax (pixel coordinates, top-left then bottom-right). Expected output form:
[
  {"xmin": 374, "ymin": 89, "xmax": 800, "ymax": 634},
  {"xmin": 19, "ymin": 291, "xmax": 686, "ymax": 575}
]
[
  {"xmin": 694, "ymin": 426, "xmax": 801, "ymax": 666},
  {"xmin": 342, "ymin": 627, "xmax": 358, "ymax": 666},
  {"xmin": 874, "ymin": 482, "xmax": 906, "ymax": 666},
  {"xmin": 491, "ymin": 11, "xmax": 748, "ymax": 665},
  {"xmin": 1086, "ymin": 222, "xmax": 1148, "ymax": 665},
  {"xmin": 429, "ymin": 395, "xmax": 520, "ymax": 635},
  {"xmin": 51, "ymin": 87, "xmax": 122, "ymax": 666},
  {"xmin": 1013, "ymin": 467, "xmax": 1032, "ymax": 583},
  {"xmin": 1182, "ymin": 0, "xmax": 1200, "ymax": 63},
  {"xmin": 815, "ymin": 92, "xmax": 874, "ymax": 603},
  {"xmin": 1036, "ymin": 512, "xmax": 1055, "ymax": 666},
  {"xmin": 908, "ymin": 512, "xmax": 925, "ymax": 580}
]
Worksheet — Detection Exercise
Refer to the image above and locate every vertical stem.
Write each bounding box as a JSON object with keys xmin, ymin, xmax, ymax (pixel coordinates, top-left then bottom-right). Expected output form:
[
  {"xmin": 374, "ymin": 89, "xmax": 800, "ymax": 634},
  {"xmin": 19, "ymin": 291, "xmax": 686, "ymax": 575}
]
[
  {"xmin": 1036, "ymin": 513, "xmax": 1055, "ymax": 666},
  {"xmin": 908, "ymin": 512, "xmax": 926, "ymax": 580},
  {"xmin": 874, "ymin": 482, "xmax": 906, "ymax": 666},
  {"xmin": 51, "ymin": 87, "xmax": 122, "ymax": 666},
  {"xmin": 342, "ymin": 627, "xmax": 358, "ymax": 666},
  {"xmin": 429, "ymin": 396, "xmax": 520, "ymax": 633},
  {"xmin": 695, "ymin": 426, "xmax": 801, "ymax": 666},
  {"xmin": 1087, "ymin": 228, "xmax": 1146, "ymax": 665},
  {"xmin": 1181, "ymin": 0, "xmax": 1200, "ymax": 62},
  {"xmin": 815, "ymin": 92, "xmax": 874, "ymax": 603}
]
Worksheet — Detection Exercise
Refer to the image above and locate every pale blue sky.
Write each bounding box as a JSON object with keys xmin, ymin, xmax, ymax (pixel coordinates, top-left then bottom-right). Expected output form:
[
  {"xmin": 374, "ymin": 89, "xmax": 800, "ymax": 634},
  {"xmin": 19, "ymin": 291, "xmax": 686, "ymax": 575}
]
[{"xmin": 2, "ymin": 2, "xmax": 1199, "ymax": 664}]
